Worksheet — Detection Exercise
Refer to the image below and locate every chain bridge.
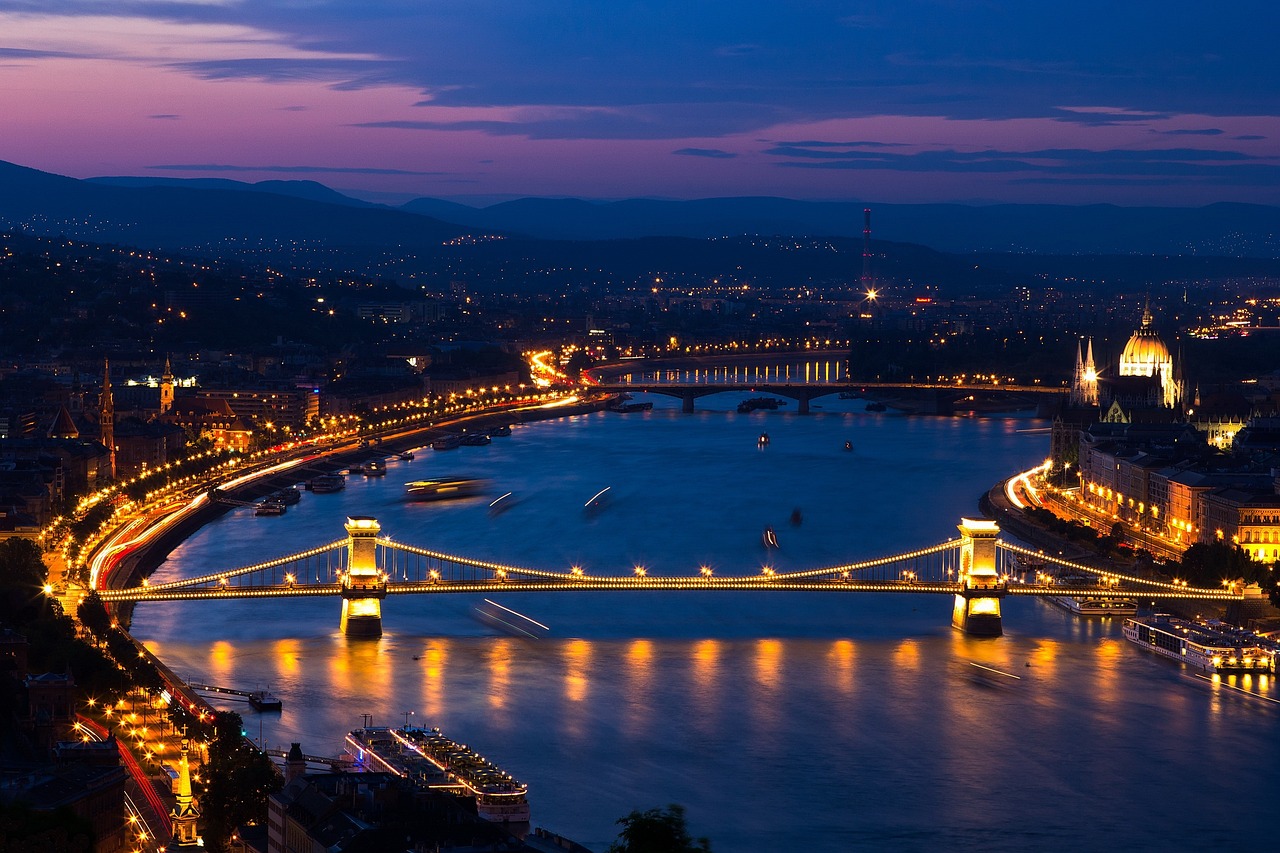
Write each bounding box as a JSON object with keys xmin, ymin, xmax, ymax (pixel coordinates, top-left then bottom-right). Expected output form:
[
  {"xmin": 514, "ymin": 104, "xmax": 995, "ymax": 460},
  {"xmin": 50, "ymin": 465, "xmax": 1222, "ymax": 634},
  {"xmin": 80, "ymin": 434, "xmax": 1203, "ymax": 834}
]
[{"xmin": 97, "ymin": 516, "xmax": 1241, "ymax": 638}]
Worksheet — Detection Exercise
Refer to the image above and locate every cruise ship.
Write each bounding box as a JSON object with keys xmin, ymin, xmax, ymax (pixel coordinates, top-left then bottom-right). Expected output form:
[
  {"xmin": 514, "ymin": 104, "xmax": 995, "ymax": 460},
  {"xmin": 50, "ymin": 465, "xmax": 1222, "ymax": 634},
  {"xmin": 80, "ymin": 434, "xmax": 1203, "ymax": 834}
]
[
  {"xmin": 1122, "ymin": 615, "xmax": 1273, "ymax": 673},
  {"xmin": 346, "ymin": 726, "xmax": 530, "ymax": 823}
]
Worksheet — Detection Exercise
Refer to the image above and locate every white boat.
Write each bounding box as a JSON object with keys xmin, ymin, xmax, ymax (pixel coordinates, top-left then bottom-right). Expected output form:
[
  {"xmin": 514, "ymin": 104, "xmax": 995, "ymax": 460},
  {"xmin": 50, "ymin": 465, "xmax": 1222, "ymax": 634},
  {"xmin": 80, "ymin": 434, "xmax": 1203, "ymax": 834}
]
[
  {"xmin": 1048, "ymin": 595, "xmax": 1137, "ymax": 616},
  {"xmin": 361, "ymin": 460, "xmax": 387, "ymax": 476}
]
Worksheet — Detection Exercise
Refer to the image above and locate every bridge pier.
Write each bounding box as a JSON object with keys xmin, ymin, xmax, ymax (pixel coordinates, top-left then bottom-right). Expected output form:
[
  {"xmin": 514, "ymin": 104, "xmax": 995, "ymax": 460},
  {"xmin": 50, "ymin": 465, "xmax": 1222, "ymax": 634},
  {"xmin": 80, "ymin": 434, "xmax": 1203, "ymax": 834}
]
[
  {"xmin": 951, "ymin": 518, "xmax": 1005, "ymax": 636},
  {"xmin": 340, "ymin": 516, "xmax": 386, "ymax": 637},
  {"xmin": 681, "ymin": 391, "xmax": 696, "ymax": 413},
  {"xmin": 798, "ymin": 395, "xmax": 810, "ymax": 414}
]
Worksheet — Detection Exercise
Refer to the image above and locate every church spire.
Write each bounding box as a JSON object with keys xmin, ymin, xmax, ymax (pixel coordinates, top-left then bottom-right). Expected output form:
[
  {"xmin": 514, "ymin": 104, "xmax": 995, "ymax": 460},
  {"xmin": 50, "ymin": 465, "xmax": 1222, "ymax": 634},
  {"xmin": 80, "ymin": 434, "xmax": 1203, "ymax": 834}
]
[
  {"xmin": 160, "ymin": 356, "xmax": 175, "ymax": 416},
  {"xmin": 100, "ymin": 359, "xmax": 116, "ymax": 480},
  {"xmin": 168, "ymin": 737, "xmax": 202, "ymax": 849}
]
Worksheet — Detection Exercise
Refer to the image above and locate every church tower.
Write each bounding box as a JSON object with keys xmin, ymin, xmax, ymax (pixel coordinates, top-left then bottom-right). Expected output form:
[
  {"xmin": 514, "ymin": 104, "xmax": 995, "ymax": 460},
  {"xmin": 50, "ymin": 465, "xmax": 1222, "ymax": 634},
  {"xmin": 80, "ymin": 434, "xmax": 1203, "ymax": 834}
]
[
  {"xmin": 168, "ymin": 737, "xmax": 202, "ymax": 849},
  {"xmin": 1069, "ymin": 338, "xmax": 1099, "ymax": 407},
  {"xmin": 100, "ymin": 359, "xmax": 116, "ymax": 481},
  {"xmin": 159, "ymin": 356, "xmax": 175, "ymax": 416}
]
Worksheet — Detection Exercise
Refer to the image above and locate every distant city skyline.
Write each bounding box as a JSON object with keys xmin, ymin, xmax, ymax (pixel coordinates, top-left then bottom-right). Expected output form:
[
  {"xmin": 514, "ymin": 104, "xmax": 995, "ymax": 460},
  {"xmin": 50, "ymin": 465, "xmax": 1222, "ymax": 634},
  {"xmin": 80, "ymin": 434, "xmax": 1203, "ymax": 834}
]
[{"xmin": 3, "ymin": 1, "xmax": 1279, "ymax": 206}]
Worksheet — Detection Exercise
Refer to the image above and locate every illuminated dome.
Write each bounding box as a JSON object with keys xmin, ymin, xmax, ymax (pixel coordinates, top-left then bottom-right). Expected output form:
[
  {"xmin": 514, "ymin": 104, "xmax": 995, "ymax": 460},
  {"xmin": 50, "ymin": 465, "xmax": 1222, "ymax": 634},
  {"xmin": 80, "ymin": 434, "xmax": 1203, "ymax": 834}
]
[
  {"xmin": 1117, "ymin": 305, "xmax": 1180, "ymax": 409},
  {"xmin": 1119, "ymin": 307, "xmax": 1171, "ymax": 375}
]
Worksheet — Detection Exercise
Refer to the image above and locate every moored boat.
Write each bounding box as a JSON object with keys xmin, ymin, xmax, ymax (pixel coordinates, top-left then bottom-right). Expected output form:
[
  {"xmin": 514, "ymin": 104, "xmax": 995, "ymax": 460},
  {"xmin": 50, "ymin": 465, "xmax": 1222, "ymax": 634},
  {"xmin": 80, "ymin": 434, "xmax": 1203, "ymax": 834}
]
[
  {"xmin": 270, "ymin": 486, "xmax": 302, "ymax": 505},
  {"xmin": 255, "ymin": 500, "xmax": 287, "ymax": 516},
  {"xmin": 1122, "ymin": 615, "xmax": 1273, "ymax": 673},
  {"xmin": 307, "ymin": 473, "xmax": 346, "ymax": 493},
  {"xmin": 361, "ymin": 459, "xmax": 387, "ymax": 476},
  {"xmin": 460, "ymin": 432, "xmax": 491, "ymax": 446},
  {"xmin": 432, "ymin": 434, "xmax": 463, "ymax": 451},
  {"xmin": 490, "ymin": 424, "xmax": 513, "ymax": 437}
]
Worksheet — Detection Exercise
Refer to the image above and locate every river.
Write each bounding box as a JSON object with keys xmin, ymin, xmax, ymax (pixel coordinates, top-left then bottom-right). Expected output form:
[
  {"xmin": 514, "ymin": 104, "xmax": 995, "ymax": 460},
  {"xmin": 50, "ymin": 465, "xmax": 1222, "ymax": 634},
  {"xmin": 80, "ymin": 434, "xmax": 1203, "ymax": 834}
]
[{"xmin": 132, "ymin": 393, "xmax": 1280, "ymax": 852}]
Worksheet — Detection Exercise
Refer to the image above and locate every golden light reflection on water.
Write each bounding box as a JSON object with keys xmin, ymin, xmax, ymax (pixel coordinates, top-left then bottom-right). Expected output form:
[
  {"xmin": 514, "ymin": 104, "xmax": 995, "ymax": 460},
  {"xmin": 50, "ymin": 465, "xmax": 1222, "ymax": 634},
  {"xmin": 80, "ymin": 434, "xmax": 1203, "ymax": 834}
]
[
  {"xmin": 419, "ymin": 643, "xmax": 447, "ymax": 718},
  {"xmin": 209, "ymin": 640, "xmax": 234, "ymax": 683},
  {"xmin": 625, "ymin": 640, "xmax": 654, "ymax": 731},
  {"xmin": 1028, "ymin": 639, "xmax": 1059, "ymax": 679},
  {"xmin": 564, "ymin": 639, "xmax": 591, "ymax": 704},
  {"xmin": 828, "ymin": 640, "xmax": 855, "ymax": 695},
  {"xmin": 274, "ymin": 639, "xmax": 301, "ymax": 680},
  {"xmin": 893, "ymin": 638, "xmax": 920, "ymax": 671},
  {"xmin": 1092, "ymin": 637, "xmax": 1122, "ymax": 708},
  {"xmin": 487, "ymin": 640, "xmax": 512, "ymax": 715},
  {"xmin": 690, "ymin": 639, "xmax": 720, "ymax": 714},
  {"xmin": 754, "ymin": 639, "xmax": 782, "ymax": 692}
]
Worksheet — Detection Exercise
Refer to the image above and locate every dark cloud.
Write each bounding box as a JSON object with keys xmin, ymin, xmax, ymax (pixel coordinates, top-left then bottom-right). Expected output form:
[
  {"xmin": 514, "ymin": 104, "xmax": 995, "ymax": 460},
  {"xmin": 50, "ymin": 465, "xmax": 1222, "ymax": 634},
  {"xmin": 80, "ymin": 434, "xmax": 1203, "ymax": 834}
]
[
  {"xmin": 1150, "ymin": 128, "xmax": 1224, "ymax": 136},
  {"xmin": 148, "ymin": 164, "xmax": 443, "ymax": 176},
  {"xmin": 278, "ymin": 105, "xmax": 309, "ymax": 112},
  {"xmin": 169, "ymin": 58, "xmax": 403, "ymax": 90},
  {"xmin": 767, "ymin": 144, "xmax": 1280, "ymax": 184},
  {"xmin": 1236, "ymin": 134, "xmax": 1267, "ymax": 140},
  {"xmin": 672, "ymin": 148, "xmax": 737, "ymax": 159},
  {"xmin": 148, "ymin": 114, "xmax": 181, "ymax": 120}
]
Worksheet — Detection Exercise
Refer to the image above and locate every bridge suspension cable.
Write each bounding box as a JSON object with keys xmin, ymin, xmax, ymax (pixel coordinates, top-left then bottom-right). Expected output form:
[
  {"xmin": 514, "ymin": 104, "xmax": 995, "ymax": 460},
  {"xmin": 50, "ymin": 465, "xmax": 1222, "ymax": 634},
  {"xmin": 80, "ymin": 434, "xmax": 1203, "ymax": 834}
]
[
  {"xmin": 995, "ymin": 540, "xmax": 1233, "ymax": 595},
  {"xmin": 97, "ymin": 539, "xmax": 348, "ymax": 601}
]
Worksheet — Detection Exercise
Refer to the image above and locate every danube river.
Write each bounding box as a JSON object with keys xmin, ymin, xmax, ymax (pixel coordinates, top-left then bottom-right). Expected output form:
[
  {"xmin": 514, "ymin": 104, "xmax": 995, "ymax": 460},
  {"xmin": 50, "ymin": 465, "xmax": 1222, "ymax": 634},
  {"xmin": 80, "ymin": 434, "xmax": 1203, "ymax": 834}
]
[{"xmin": 133, "ymin": 394, "xmax": 1280, "ymax": 852}]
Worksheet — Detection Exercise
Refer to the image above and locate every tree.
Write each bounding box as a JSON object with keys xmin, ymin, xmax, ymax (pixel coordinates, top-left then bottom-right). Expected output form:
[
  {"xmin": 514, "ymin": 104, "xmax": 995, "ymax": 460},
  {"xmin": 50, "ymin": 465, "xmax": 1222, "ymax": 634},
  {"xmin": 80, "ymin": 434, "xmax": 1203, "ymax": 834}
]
[
  {"xmin": 608, "ymin": 804, "xmax": 711, "ymax": 853},
  {"xmin": 1178, "ymin": 540, "xmax": 1264, "ymax": 587},
  {"xmin": 202, "ymin": 711, "xmax": 282, "ymax": 852}
]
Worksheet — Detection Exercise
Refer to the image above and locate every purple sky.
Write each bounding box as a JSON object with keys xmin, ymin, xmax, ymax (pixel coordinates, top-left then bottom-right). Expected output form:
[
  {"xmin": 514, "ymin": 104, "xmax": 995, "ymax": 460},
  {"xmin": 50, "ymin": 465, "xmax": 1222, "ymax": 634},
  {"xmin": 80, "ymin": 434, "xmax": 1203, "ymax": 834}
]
[{"xmin": 2, "ymin": 1, "xmax": 1279, "ymax": 205}]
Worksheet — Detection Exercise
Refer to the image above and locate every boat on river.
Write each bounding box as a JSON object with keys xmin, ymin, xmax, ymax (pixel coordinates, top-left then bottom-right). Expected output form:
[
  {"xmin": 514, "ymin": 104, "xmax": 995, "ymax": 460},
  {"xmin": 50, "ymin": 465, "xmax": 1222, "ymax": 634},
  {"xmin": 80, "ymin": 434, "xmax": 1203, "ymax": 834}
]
[
  {"xmin": 1122, "ymin": 615, "xmax": 1273, "ymax": 673},
  {"xmin": 406, "ymin": 478, "xmax": 485, "ymax": 502},
  {"xmin": 361, "ymin": 459, "xmax": 387, "ymax": 476},
  {"xmin": 346, "ymin": 725, "xmax": 530, "ymax": 824},
  {"xmin": 254, "ymin": 500, "xmax": 286, "ymax": 516},
  {"xmin": 763, "ymin": 526, "xmax": 779, "ymax": 549},
  {"xmin": 432, "ymin": 434, "xmax": 463, "ymax": 451},
  {"xmin": 307, "ymin": 473, "xmax": 346, "ymax": 493}
]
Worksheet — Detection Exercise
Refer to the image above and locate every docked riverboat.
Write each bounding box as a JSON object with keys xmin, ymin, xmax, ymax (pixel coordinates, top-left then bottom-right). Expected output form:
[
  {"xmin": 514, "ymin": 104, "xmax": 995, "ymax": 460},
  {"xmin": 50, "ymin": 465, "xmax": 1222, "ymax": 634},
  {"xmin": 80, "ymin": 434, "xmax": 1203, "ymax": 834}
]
[
  {"xmin": 307, "ymin": 473, "xmax": 346, "ymax": 493},
  {"xmin": 1122, "ymin": 615, "xmax": 1273, "ymax": 673},
  {"xmin": 432, "ymin": 434, "xmax": 463, "ymax": 451},
  {"xmin": 1048, "ymin": 594, "xmax": 1137, "ymax": 617},
  {"xmin": 270, "ymin": 486, "xmax": 301, "ymax": 505},
  {"xmin": 361, "ymin": 459, "xmax": 387, "ymax": 476},
  {"xmin": 254, "ymin": 500, "xmax": 286, "ymax": 516},
  {"xmin": 346, "ymin": 726, "xmax": 530, "ymax": 823}
]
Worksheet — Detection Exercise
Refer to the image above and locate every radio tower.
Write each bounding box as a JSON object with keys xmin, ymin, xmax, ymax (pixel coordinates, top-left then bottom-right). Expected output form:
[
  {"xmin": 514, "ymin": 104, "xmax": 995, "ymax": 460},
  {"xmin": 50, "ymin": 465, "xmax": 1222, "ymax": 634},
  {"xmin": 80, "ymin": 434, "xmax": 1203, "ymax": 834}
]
[{"xmin": 860, "ymin": 207, "xmax": 874, "ymax": 292}]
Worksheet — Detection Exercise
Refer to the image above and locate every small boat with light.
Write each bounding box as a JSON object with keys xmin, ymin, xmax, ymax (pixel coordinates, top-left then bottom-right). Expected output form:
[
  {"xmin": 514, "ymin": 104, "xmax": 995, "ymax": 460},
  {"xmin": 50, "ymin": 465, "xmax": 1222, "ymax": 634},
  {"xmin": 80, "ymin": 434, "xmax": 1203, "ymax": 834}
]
[
  {"xmin": 762, "ymin": 526, "xmax": 779, "ymax": 549},
  {"xmin": 490, "ymin": 424, "xmax": 512, "ymax": 437},
  {"xmin": 758, "ymin": 432, "xmax": 770, "ymax": 447},
  {"xmin": 461, "ymin": 432, "xmax": 492, "ymax": 446},
  {"xmin": 361, "ymin": 459, "xmax": 387, "ymax": 476},
  {"xmin": 255, "ymin": 500, "xmax": 287, "ymax": 516},
  {"xmin": 432, "ymin": 434, "xmax": 463, "ymax": 451}
]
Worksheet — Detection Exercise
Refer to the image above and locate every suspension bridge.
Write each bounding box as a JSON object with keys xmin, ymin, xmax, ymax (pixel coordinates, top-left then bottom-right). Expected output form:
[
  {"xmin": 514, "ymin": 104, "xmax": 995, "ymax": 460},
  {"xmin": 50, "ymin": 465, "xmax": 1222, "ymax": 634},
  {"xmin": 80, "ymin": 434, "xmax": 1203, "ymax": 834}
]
[{"xmin": 96, "ymin": 516, "xmax": 1243, "ymax": 638}]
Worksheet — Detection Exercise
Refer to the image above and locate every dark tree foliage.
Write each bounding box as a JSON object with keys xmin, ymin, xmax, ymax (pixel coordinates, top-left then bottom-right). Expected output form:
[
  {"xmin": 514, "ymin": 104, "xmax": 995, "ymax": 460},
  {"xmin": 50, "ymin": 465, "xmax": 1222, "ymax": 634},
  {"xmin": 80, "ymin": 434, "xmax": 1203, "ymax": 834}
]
[
  {"xmin": 202, "ymin": 711, "xmax": 282, "ymax": 852},
  {"xmin": 0, "ymin": 538, "xmax": 50, "ymax": 626},
  {"xmin": 1178, "ymin": 540, "xmax": 1269, "ymax": 587},
  {"xmin": 77, "ymin": 591, "xmax": 112, "ymax": 637},
  {"xmin": 609, "ymin": 804, "xmax": 711, "ymax": 853}
]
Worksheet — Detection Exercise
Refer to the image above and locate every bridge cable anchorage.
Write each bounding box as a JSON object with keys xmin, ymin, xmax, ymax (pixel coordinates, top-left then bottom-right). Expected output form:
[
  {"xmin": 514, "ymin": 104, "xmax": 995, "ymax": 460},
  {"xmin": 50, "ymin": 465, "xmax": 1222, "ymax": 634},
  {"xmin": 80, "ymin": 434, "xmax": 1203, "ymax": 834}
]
[{"xmin": 995, "ymin": 539, "xmax": 1242, "ymax": 598}]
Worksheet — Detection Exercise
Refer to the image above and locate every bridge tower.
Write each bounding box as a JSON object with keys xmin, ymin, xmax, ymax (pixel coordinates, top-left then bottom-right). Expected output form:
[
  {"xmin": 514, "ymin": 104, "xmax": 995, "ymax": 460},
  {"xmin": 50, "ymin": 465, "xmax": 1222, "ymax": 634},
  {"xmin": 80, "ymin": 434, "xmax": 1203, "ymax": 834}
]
[
  {"xmin": 167, "ymin": 737, "xmax": 201, "ymax": 849},
  {"xmin": 340, "ymin": 516, "xmax": 387, "ymax": 637},
  {"xmin": 951, "ymin": 518, "xmax": 1005, "ymax": 636}
]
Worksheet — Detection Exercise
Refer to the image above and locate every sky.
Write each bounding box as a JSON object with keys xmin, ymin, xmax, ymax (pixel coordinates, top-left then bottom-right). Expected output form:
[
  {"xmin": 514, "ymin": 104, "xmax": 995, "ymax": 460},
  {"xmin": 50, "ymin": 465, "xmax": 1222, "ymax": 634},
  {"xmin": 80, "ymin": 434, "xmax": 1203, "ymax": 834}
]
[{"xmin": 2, "ymin": 1, "xmax": 1279, "ymax": 206}]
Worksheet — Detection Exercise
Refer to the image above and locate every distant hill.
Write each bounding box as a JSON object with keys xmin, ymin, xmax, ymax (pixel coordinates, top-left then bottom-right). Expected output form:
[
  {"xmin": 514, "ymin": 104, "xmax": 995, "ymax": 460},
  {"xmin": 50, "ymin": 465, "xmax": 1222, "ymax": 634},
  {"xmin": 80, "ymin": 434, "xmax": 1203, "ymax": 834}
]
[
  {"xmin": 0, "ymin": 160, "xmax": 466, "ymax": 253},
  {"xmin": 88, "ymin": 175, "xmax": 379, "ymax": 209},
  {"xmin": 401, "ymin": 195, "xmax": 1280, "ymax": 257}
]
